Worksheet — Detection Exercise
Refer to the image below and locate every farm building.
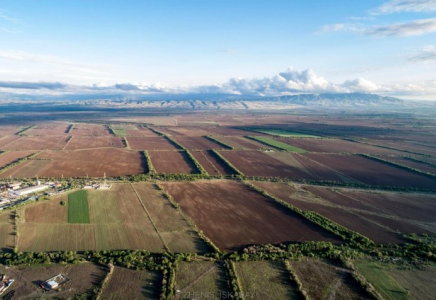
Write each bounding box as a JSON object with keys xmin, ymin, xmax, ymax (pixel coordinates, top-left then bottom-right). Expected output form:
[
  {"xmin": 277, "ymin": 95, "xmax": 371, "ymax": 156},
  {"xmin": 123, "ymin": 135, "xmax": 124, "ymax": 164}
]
[
  {"xmin": 43, "ymin": 280, "xmax": 59, "ymax": 290},
  {"xmin": 9, "ymin": 184, "xmax": 49, "ymax": 196}
]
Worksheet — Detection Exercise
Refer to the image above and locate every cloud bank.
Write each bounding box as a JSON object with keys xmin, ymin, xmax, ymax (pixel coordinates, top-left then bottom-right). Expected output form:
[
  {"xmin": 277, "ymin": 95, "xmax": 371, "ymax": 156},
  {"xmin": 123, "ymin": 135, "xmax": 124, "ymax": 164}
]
[{"xmin": 0, "ymin": 67, "xmax": 435, "ymax": 99}]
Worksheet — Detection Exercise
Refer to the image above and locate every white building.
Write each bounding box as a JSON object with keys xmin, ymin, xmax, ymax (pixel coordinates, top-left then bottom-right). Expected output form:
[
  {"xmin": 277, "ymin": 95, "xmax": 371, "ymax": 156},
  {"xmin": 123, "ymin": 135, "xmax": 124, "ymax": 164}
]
[{"xmin": 10, "ymin": 185, "xmax": 49, "ymax": 197}]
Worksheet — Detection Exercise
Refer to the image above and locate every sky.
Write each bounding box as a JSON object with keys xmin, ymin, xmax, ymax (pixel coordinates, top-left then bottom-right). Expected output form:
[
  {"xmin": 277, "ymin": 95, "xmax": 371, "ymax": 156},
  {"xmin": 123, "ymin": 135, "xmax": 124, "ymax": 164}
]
[{"xmin": 0, "ymin": 0, "xmax": 436, "ymax": 99}]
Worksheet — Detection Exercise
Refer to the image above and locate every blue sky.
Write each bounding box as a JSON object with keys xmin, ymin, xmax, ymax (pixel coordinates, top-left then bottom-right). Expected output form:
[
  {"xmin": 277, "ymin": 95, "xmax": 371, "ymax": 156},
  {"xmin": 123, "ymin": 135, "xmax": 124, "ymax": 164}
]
[{"xmin": 0, "ymin": 0, "xmax": 435, "ymax": 99}]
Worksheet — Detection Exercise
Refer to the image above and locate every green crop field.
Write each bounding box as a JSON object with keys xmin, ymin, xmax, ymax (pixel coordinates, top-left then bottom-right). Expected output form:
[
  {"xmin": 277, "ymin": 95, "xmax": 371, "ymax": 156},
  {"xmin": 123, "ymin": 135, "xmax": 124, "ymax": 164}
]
[
  {"xmin": 354, "ymin": 260, "xmax": 411, "ymax": 300},
  {"xmin": 249, "ymin": 136, "xmax": 307, "ymax": 152},
  {"xmin": 110, "ymin": 128, "xmax": 128, "ymax": 136},
  {"xmin": 68, "ymin": 190, "xmax": 90, "ymax": 224},
  {"xmin": 252, "ymin": 128, "xmax": 319, "ymax": 138}
]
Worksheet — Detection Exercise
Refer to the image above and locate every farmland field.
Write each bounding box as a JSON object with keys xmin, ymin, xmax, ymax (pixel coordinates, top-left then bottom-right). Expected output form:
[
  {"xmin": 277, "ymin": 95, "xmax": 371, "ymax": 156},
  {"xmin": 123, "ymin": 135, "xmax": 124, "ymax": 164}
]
[
  {"xmin": 0, "ymin": 159, "xmax": 50, "ymax": 178},
  {"xmin": 148, "ymin": 150, "xmax": 198, "ymax": 174},
  {"xmin": 303, "ymin": 153, "xmax": 436, "ymax": 189},
  {"xmin": 0, "ymin": 211, "xmax": 14, "ymax": 251},
  {"xmin": 175, "ymin": 261, "xmax": 230, "ymax": 299},
  {"xmin": 290, "ymin": 258, "xmax": 372, "ymax": 300},
  {"xmin": 235, "ymin": 261, "xmax": 300, "ymax": 300},
  {"xmin": 172, "ymin": 136, "xmax": 221, "ymax": 150},
  {"xmin": 0, "ymin": 136, "xmax": 69, "ymax": 150},
  {"xmin": 35, "ymin": 148, "xmax": 147, "ymax": 177},
  {"xmin": 161, "ymin": 180, "xmax": 341, "ymax": 251},
  {"xmin": 0, "ymin": 262, "xmax": 108, "ymax": 300},
  {"xmin": 68, "ymin": 190, "xmax": 90, "ymax": 223},
  {"xmin": 212, "ymin": 136, "xmax": 270, "ymax": 149},
  {"xmin": 381, "ymin": 156, "xmax": 436, "ymax": 175},
  {"xmin": 250, "ymin": 181, "xmax": 420, "ymax": 243},
  {"xmin": 277, "ymin": 138, "xmax": 407, "ymax": 155},
  {"xmin": 0, "ymin": 150, "xmax": 35, "ymax": 168},
  {"xmin": 100, "ymin": 266, "xmax": 161, "ymax": 300},
  {"xmin": 354, "ymin": 260, "xmax": 411, "ymax": 300},
  {"xmin": 126, "ymin": 136, "xmax": 178, "ymax": 150},
  {"xmin": 64, "ymin": 136, "xmax": 125, "ymax": 150},
  {"xmin": 190, "ymin": 150, "xmax": 236, "ymax": 175}
]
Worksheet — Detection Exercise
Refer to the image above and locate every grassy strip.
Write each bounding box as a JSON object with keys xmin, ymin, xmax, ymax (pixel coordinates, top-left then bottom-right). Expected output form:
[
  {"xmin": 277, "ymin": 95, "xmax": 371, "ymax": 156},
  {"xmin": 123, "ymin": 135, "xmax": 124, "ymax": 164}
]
[
  {"xmin": 0, "ymin": 152, "xmax": 41, "ymax": 174},
  {"xmin": 244, "ymin": 181, "xmax": 374, "ymax": 247},
  {"xmin": 224, "ymin": 260, "xmax": 244, "ymax": 300},
  {"xmin": 68, "ymin": 190, "xmax": 90, "ymax": 223},
  {"xmin": 185, "ymin": 150, "xmax": 208, "ymax": 175},
  {"xmin": 16, "ymin": 125, "xmax": 34, "ymax": 136},
  {"xmin": 204, "ymin": 135, "xmax": 234, "ymax": 149},
  {"xmin": 210, "ymin": 150, "xmax": 244, "ymax": 176},
  {"xmin": 155, "ymin": 182, "xmax": 222, "ymax": 254},
  {"xmin": 246, "ymin": 136, "xmax": 307, "ymax": 152},
  {"xmin": 283, "ymin": 261, "xmax": 310, "ymax": 300},
  {"xmin": 144, "ymin": 150, "xmax": 156, "ymax": 174},
  {"xmin": 361, "ymin": 154, "xmax": 436, "ymax": 178}
]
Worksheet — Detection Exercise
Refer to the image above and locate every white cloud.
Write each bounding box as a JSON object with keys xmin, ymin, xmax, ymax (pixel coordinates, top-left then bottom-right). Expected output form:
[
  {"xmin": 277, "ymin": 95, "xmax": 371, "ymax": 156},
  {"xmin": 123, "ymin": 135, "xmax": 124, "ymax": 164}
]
[
  {"xmin": 372, "ymin": 0, "xmax": 436, "ymax": 15},
  {"xmin": 365, "ymin": 18, "xmax": 436, "ymax": 36},
  {"xmin": 342, "ymin": 78, "xmax": 380, "ymax": 92},
  {"xmin": 322, "ymin": 18, "xmax": 436, "ymax": 37},
  {"xmin": 0, "ymin": 10, "xmax": 21, "ymax": 23},
  {"xmin": 0, "ymin": 67, "xmax": 435, "ymax": 98},
  {"xmin": 408, "ymin": 45, "xmax": 436, "ymax": 62}
]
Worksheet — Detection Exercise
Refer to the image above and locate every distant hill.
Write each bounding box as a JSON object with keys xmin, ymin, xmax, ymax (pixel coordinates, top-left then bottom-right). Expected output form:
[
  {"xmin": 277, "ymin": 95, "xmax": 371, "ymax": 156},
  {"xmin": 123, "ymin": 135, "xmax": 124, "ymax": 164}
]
[{"xmin": 1, "ymin": 92, "xmax": 435, "ymax": 110}]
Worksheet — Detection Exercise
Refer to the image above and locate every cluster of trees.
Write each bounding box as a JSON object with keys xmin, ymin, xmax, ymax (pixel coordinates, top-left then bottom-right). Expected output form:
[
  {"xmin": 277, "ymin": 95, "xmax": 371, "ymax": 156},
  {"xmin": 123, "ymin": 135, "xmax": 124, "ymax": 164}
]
[
  {"xmin": 65, "ymin": 124, "xmax": 74, "ymax": 134},
  {"xmin": 143, "ymin": 151, "xmax": 156, "ymax": 174},
  {"xmin": 16, "ymin": 125, "xmax": 35, "ymax": 136}
]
